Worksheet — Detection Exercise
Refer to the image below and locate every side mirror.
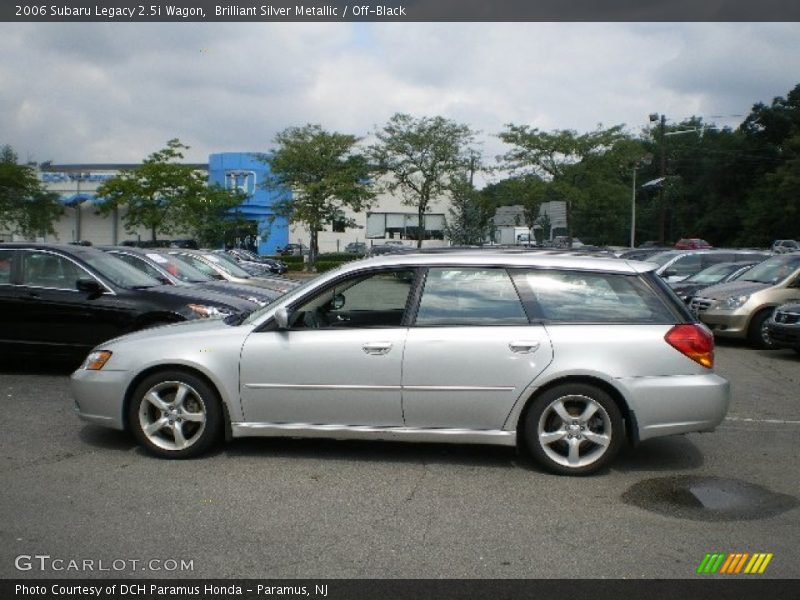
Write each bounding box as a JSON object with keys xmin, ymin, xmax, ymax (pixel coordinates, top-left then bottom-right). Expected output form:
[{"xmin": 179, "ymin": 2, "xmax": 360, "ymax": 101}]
[
  {"xmin": 274, "ymin": 306, "xmax": 290, "ymax": 330},
  {"xmin": 662, "ymin": 268, "xmax": 676, "ymax": 278},
  {"xmin": 76, "ymin": 277, "xmax": 104, "ymax": 297}
]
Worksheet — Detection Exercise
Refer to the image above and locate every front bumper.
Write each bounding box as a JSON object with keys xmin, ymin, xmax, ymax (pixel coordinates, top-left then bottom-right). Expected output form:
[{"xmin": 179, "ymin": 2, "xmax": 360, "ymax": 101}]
[
  {"xmin": 766, "ymin": 322, "xmax": 800, "ymax": 348},
  {"xmin": 615, "ymin": 373, "xmax": 730, "ymax": 442},
  {"xmin": 698, "ymin": 309, "xmax": 750, "ymax": 339},
  {"xmin": 70, "ymin": 368, "xmax": 132, "ymax": 431}
]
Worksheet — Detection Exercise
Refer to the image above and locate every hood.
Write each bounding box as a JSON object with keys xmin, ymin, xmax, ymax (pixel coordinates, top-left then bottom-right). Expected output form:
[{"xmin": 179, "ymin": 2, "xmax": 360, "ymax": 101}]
[
  {"xmin": 143, "ymin": 284, "xmax": 256, "ymax": 311},
  {"xmin": 694, "ymin": 280, "xmax": 769, "ymax": 300},
  {"xmin": 197, "ymin": 281, "xmax": 282, "ymax": 303},
  {"xmin": 99, "ymin": 316, "xmax": 243, "ymax": 348}
]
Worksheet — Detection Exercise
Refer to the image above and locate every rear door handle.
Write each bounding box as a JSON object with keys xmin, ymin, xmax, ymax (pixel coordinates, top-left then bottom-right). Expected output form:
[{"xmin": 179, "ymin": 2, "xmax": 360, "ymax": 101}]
[
  {"xmin": 362, "ymin": 342, "xmax": 393, "ymax": 355},
  {"xmin": 509, "ymin": 340, "xmax": 540, "ymax": 354}
]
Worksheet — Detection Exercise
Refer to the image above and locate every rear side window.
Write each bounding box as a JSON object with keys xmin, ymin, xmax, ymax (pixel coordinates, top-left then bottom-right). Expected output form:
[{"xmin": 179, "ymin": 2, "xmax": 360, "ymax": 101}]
[
  {"xmin": 415, "ymin": 268, "xmax": 528, "ymax": 326},
  {"xmin": 512, "ymin": 269, "xmax": 676, "ymax": 323}
]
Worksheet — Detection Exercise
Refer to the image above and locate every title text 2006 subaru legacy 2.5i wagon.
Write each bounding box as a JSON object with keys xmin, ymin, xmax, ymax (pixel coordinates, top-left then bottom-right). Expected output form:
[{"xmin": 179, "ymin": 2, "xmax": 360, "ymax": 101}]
[{"xmin": 71, "ymin": 252, "xmax": 730, "ymax": 475}]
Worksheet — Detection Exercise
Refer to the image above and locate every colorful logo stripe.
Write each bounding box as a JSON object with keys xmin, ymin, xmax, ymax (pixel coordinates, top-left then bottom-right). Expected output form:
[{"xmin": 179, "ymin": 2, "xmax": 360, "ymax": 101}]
[{"xmin": 697, "ymin": 553, "xmax": 773, "ymax": 574}]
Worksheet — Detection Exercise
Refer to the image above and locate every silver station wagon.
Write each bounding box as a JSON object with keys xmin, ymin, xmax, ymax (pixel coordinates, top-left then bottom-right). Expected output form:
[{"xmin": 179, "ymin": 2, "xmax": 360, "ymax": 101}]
[{"xmin": 71, "ymin": 252, "xmax": 730, "ymax": 475}]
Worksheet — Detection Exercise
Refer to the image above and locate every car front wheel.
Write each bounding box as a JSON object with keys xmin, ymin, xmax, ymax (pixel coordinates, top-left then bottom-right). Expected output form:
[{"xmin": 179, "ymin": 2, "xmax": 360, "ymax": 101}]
[
  {"xmin": 129, "ymin": 371, "xmax": 222, "ymax": 458},
  {"xmin": 523, "ymin": 383, "xmax": 624, "ymax": 476}
]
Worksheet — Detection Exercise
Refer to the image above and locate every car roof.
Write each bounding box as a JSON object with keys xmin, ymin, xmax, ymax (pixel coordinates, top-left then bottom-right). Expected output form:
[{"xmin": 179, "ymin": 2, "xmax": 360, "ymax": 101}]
[{"xmin": 337, "ymin": 250, "xmax": 655, "ymax": 274}]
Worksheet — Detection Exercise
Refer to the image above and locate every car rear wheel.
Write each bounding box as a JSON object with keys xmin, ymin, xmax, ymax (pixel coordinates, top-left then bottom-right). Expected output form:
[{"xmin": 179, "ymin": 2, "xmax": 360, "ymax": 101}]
[
  {"xmin": 747, "ymin": 310, "xmax": 776, "ymax": 350},
  {"xmin": 129, "ymin": 371, "xmax": 222, "ymax": 458},
  {"xmin": 523, "ymin": 383, "xmax": 624, "ymax": 476}
]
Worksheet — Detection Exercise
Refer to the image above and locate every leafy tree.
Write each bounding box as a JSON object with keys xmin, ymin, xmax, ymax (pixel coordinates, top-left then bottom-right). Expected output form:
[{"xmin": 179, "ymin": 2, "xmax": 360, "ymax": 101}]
[
  {"xmin": 443, "ymin": 175, "xmax": 493, "ymax": 245},
  {"xmin": 498, "ymin": 125, "xmax": 636, "ymax": 244},
  {"xmin": 261, "ymin": 124, "xmax": 375, "ymax": 270},
  {"xmin": 178, "ymin": 184, "xmax": 249, "ymax": 247},
  {"xmin": 0, "ymin": 145, "xmax": 63, "ymax": 238},
  {"xmin": 370, "ymin": 113, "xmax": 478, "ymax": 247},
  {"xmin": 95, "ymin": 139, "xmax": 218, "ymax": 242}
]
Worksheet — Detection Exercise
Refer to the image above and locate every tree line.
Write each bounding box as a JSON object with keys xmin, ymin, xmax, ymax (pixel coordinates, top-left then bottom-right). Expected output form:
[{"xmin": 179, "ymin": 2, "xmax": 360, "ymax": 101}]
[{"xmin": 3, "ymin": 83, "xmax": 799, "ymax": 269}]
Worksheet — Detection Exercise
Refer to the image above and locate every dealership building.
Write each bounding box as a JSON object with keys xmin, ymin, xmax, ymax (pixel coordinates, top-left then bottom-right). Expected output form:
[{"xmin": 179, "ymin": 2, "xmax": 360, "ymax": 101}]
[{"xmin": 29, "ymin": 152, "xmax": 451, "ymax": 254}]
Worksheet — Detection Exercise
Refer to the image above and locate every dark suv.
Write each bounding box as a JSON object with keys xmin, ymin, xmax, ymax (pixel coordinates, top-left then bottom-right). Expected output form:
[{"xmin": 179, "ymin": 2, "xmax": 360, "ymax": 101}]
[{"xmin": 0, "ymin": 243, "xmax": 256, "ymax": 360}]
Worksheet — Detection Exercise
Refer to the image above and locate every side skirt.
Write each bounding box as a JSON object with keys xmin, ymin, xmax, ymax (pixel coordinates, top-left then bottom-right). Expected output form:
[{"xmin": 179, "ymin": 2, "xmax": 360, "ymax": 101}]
[{"xmin": 231, "ymin": 422, "xmax": 517, "ymax": 447}]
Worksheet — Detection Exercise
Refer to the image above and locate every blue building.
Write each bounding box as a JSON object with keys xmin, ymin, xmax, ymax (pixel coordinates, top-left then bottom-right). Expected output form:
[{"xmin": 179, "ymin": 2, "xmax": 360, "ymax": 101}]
[{"xmin": 207, "ymin": 152, "xmax": 289, "ymax": 255}]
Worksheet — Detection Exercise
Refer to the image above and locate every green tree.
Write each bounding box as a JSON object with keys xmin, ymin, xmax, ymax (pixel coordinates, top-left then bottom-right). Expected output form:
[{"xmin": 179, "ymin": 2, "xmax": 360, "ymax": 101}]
[
  {"xmin": 0, "ymin": 145, "xmax": 63, "ymax": 239},
  {"xmin": 178, "ymin": 184, "xmax": 249, "ymax": 247},
  {"xmin": 443, "ymin": 175, "xmax": 493, "ymax": 245},
  {"xmin": 261, "ymin": 124, "xmax": 375, "ymax": 271},
  {"xmin": 370, "ymin": 113, "xmax": 478, "ymax": 248},
  {"xmin": 95, "ymin": 139, "xmax": 220, "ymax": 242},
  {"xmin": 498, "ymin": 125, "xmax": 636, "ymax": 244}
]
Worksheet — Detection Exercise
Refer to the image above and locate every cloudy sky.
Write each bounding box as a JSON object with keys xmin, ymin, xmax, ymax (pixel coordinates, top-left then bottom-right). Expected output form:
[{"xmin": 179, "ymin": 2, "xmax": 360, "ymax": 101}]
[{"xmin": 2, "ymin": 22, "xmax": 799, "ymax": 180}]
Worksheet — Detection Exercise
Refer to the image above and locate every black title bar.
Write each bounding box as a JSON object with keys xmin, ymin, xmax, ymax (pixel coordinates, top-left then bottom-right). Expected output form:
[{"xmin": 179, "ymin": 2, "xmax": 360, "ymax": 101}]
[{"xmin": 4, "ymin": 0, "xmax": 800, "ymax": 22}]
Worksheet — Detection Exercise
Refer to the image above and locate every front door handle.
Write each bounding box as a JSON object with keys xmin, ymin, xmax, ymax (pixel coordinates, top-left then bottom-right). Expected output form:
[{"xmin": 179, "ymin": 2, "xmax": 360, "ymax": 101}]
[
  {"xmin": 509, "ymin": 340, "xmax": 540, "ymax": 354},
  {"xmin": 362, "ymin": 342, "xmax": 393, "ymax": 355}
]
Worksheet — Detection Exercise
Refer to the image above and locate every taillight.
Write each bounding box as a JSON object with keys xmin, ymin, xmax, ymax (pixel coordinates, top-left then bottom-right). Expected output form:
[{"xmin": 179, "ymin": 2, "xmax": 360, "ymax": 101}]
[{"xmin": 665, "ymin": 324, "xmax": 714, "ymax": 368}]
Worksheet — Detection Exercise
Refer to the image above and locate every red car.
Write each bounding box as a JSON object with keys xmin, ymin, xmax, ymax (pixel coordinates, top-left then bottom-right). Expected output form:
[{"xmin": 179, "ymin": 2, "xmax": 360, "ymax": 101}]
[{"xmin": 675, "ymin": 238, "xmax": 712, "ymax": 249}]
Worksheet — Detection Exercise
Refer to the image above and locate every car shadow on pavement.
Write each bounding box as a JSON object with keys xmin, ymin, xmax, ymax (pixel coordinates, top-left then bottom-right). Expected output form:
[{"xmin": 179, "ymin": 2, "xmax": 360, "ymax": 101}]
[
  {"xmin": 613, "ymin": 436, "xmax": 704, "ymax": 472},
  {"xmin": 79, "ymin": 425, "xmax": 137, "ymax": 452},
  {"xmin": 224, "ymin": 437, "xmax": 519, "ymax": 469},
  {"xmin": 0, "ymin": 357, "xmax": 79, "ymax": 375}
]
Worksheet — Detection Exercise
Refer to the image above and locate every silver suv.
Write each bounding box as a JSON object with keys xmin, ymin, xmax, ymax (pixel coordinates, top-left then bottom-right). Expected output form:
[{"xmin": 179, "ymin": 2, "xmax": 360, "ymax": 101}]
[{"xmin": 71, "ymin": 252, "xmax": 729, "ymax": 475}]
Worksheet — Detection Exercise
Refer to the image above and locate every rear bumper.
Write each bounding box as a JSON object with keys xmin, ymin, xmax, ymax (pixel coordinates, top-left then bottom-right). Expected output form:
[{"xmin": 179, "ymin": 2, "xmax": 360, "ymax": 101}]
[{"xmin": 615, "ymin": 373, "xmax": 730, "ymax": 442}]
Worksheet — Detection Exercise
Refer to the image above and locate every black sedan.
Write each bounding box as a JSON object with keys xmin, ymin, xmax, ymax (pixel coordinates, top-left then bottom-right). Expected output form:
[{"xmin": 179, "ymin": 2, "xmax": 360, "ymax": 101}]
[
  {"xmin": 0, "ymin": 243, "xmax": 257, "ymax": 359},
  {"xmin": 767, "ymin": 303, "xmax": 800, "ymax": 353},
  {"xmin": 99, "ymin": 246, "xmax": 281, "ymax": 307}
]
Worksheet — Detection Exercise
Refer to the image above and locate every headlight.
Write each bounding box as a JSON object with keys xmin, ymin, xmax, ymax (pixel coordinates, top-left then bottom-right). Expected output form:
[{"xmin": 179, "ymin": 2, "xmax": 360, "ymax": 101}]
[
  {"xmin": 721, "ymin": 294, "xmax": 750, "ymax": 310},
  {"xmin": 81, "ymin": 350, "xmax": 112, "ymax": 370},
  {"xmin": 186, "ymin": 304, "xmax": 234, "ymax": 319}
]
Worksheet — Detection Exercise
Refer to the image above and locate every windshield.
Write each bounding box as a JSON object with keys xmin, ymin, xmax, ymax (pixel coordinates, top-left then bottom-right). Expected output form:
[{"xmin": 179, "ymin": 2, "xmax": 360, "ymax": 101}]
[
  {"xmin": 147, "ymin": 252, "xmax": 213, "ymax": 283},
  {"xmin": 79, "ymin": 250, "xmax": 162, "ymax": 289},
  {"xmin": 646, "ymin": 251, "xmax": 680, "ymax": 267},
  {"xmin": 739, "ymin": 255, "xmax": 800, "ymax": 284},
  {"xmin": 203, "ymin": 252, "xmax": 253, "ymax": 277},
  {"xmin": 685, "ymin": 263, "xmax": 739, "ymax": 284}
]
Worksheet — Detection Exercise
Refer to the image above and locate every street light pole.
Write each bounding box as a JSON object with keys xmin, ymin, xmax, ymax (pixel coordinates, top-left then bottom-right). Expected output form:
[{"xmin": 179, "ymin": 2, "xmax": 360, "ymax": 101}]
[{"xmin": 630, "ymin": 166, "xmax": 637, "ymax": 249}]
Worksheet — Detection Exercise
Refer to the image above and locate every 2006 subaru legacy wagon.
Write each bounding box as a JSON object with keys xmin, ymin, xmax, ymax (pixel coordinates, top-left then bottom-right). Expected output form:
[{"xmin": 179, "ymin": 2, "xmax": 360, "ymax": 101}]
[{"xmin": 71, "ymin": 252, "xmax": 730, "ymax": 475}]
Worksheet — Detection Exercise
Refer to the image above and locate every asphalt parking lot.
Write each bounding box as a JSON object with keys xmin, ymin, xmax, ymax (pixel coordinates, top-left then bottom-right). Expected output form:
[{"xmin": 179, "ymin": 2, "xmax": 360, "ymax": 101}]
[{"xmin": 0, "ymin": 341, "xmax": 798, "ymax": 579}]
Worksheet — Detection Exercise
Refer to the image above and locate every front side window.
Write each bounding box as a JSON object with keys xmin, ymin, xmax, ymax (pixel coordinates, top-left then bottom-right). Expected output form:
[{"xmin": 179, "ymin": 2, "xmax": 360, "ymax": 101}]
[
  {"xmin": 513, "ymin": 269, "xmax": 675, "ymax": 323},
  {"xmin": 21, "ymin": 251, "xmax": 83, "ymax": 290},
  {"xmin": 290, "ymin": 269, "xmax": 416, "ymax": 329},
  {"xmin": 415, "ymin": 268, "xmax": 528, "ymax": 326}
]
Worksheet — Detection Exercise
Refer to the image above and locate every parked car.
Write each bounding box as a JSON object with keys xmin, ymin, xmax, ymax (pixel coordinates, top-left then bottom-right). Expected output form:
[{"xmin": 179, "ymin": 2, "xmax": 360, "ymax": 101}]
[
  {"xmin": 669, "ymin": 261, "xmax": 759, "ymax": 303},
  {"xmin": 771, "ymin": 239, "xmax": 800, "ymax": 254},
  {"xmin": 368, "ymin": 241, "xmax": 413, "ymax": 256},
  {"xmin": 618, "ymin": 247, "xmax": 671, "ymax": 261},
  {"xmin": 344, "ymin": 242, "xmax": 367, "ymax": 254},
  {"xmin": 169, "ymin": 249, "xmax": 300, "ymax": 295},
  {"xmin": 100, "ymin": 246, "xmax": 281, "ymax": 307},
  {"xmin": 646, "ymin": 249, "xmax": 772, "ymax": 283},
  {"xmin": 0, "ymin": 243, "xmax": 256, "ymax": 360},
  {"xmin": 277, "ymin": 243, "xmax": 309, "ymax": 256},
  {"xmin": 675, "ymin": 238, "xmax": 712, "ymax": 249},
  {"xmin": 766, "ymin": 303, "xmax": 800, "ymax": 353},
  {"xmin": 71, "ymin": 251, "xmax": 729, "ymax": 476},
  {"xmin": 690, "ymin": 254, "xmax": 800, "ymax": 348},
  {"xmin": 223, "ymin": 248, "xmax": 288, "ymax": 275}
]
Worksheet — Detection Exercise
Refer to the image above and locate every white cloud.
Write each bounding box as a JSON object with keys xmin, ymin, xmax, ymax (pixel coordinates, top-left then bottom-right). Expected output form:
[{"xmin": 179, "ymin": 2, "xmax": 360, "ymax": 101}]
[{"xmin": 1, "ymin": 22, "xmax": 798, "ymax": 171}]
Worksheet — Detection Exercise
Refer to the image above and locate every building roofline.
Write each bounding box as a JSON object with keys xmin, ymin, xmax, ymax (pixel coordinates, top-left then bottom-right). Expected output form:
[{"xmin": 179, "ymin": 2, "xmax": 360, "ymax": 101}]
[{"xmin": 40, "ymin": 163, "xmax": 209, "ymax": 172}]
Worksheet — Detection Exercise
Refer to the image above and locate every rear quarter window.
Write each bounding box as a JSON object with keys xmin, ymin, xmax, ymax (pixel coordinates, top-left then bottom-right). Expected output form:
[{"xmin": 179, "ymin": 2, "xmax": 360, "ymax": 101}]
[{"xmin": 511, "ymin": 269, "xmax": 677, "ymax": 323}]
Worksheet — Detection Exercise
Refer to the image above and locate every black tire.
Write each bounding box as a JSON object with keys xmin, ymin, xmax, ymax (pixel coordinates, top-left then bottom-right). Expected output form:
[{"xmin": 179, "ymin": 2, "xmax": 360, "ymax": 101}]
[
  {"xmin": 523, "ymin": 383, "xmax": 624, "ymax": 476},
  {"xmin": 128, "ymin": 370, "xmax": 222, "ymax": 458},
  {"xmin": 747, "ymin": 310, "xmax": 776, "ymax": 350}
]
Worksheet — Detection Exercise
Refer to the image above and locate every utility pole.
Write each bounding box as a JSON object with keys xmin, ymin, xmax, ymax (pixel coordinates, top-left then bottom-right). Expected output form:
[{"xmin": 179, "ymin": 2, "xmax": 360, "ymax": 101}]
[{"xmin": 658, "ymin": 114, "xmax": 667, "ymax": 244}]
